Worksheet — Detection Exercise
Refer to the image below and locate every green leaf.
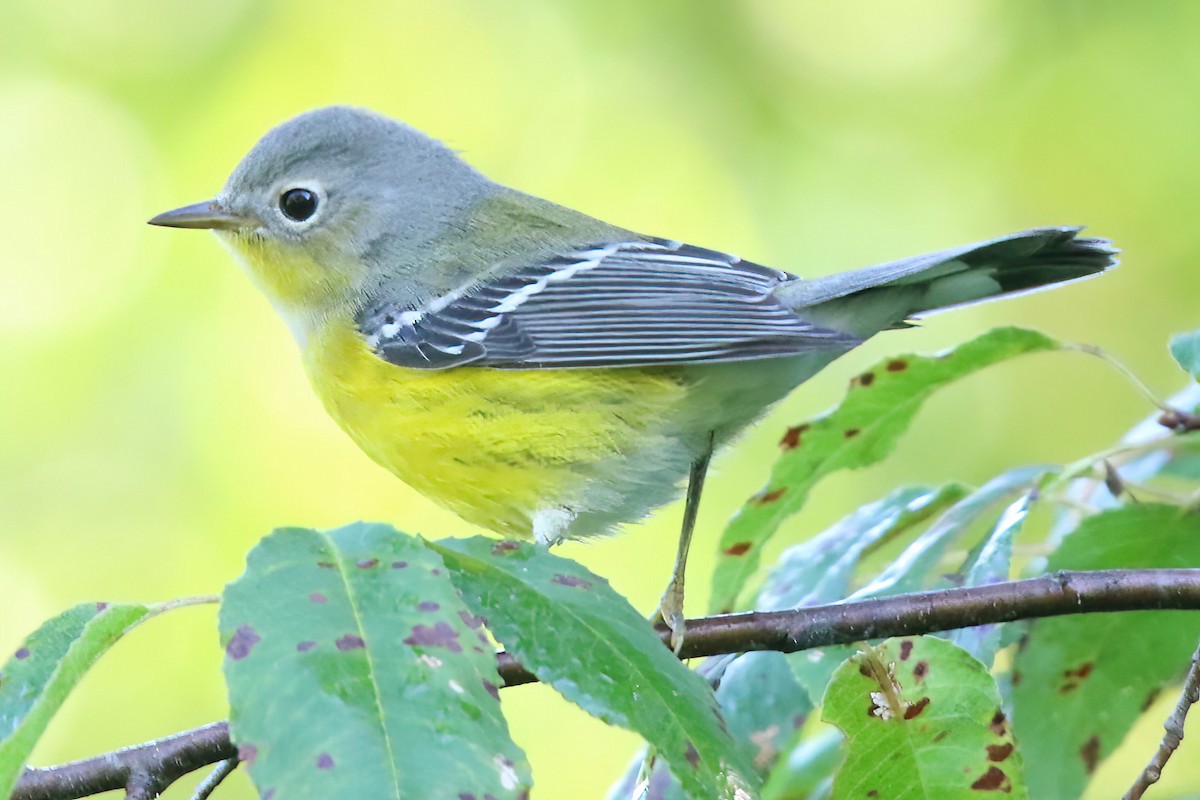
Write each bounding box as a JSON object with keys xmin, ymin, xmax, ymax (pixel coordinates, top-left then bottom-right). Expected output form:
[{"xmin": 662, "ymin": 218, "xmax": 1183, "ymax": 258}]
[
  {"xmin": 1011, "ymin": 504, "xmax": 1200, "ymax": 800},
  {"xmin": 431, "ymin": 537, "xmax": 759, "ymax": 800},
  {"xmin": 1158, "ymin": 450, "xmax": 1200, "ymax": 479},
  {"xmin": 823, "ymin": 636, "xmax": 1028, "ymax": 800},
  {"xmin": 850, "ymin": 466, "xmax": 1051, "ymax": 599},
  {"xmin": 717, "ymin": 651, "xmax": 813, "ymax": 774},
  {"xmin": 710, "ymin": 327, "xmax": 1060, "ymax": 613},
  {"xmin": 605, "ymin": 751, "xmax": 687, "ymax": 800},
  {"xmin": 1169, "ymin": 329, "xmax": 1200, "ymax": 378},
  {"xmin": 949, "ymin": 493, "xmax": 1034, "ymax": 666},
  {"xmin": 220, "ymin": 524, "xmax": 530, "ymax": 800},
  {"xmin": 0, "ymin": 602, "xmax": 151, "ymax": 797},
  {"xmin": 606, "ymin": 650, "xmax": 802, "ymax": 798},
  {"xmin": 761, "ymin": 728, "xmax": 843, "ymax": 800},
  {"xmin": 755, "ymin": 484, "xmax": 966, "ymax": 611},
  {"xmin": 787, "ymin": 466, "xmax": 1050, "ymax": 701}
]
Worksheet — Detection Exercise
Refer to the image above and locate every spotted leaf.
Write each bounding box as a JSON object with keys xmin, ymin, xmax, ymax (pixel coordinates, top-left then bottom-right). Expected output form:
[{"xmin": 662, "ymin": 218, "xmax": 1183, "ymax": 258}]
[
  {"xmin": 432, "ymin": 536, "xmax": 759, "ymax": 800},
  {"xmin": 711, "ymin": 327, "xmax": 1061, "ymax": 614},
  {"xmin": 823, "ymin": 636, "xmax": 1028, "ymax": 799},
  {"xmin": 1011, "ymin": 505, "xmax": 1200, "ymax": 799},
  {"xmin": 220, "ymin": 523, "xmax": 530, "ymax": 800}
]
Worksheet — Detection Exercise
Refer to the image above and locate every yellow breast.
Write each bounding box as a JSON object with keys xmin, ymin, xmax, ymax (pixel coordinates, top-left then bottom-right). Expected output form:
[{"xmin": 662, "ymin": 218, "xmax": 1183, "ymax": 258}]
[{"xmin": 301, "ymin": 320, "xmax": 687, "ymax": 537}]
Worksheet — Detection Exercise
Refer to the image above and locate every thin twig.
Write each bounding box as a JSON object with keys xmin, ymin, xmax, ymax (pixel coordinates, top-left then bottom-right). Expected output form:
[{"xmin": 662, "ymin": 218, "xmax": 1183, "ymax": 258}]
[
  {"xmin": 1064, "ymin": 342, "xmax": 1171, "ymax": 412},
  {"xmin": 191, "ymin": 758, "xmax": 238, "ymax": 800},
  {"xmin": 1124, "ymin": 637, "xmax": 1200, "ymax": 800},
  {"xmin": 13, "ymin": 568, "xmax": 1200, "ymax": 800}
]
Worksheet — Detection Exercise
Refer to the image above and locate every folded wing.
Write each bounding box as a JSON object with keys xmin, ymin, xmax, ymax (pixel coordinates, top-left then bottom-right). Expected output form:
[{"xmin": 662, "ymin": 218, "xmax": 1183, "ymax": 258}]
[{"xmin": 358, "ymin": 239, "xmax": 860, "ymax": 370}]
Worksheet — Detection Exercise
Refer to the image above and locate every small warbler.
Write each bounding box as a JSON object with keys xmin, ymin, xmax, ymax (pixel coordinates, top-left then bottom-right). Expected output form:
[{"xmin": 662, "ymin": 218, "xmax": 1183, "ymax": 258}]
[{"xmin": 150, "ymin": 106, "xmax": 1115, "ymax": 643}]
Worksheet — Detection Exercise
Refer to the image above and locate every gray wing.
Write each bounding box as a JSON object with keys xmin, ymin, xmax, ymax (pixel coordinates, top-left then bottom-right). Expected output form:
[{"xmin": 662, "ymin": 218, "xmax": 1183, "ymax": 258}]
[{"xmin": 357, "ymin": 239, "xmax": 860, "ymax": 370}]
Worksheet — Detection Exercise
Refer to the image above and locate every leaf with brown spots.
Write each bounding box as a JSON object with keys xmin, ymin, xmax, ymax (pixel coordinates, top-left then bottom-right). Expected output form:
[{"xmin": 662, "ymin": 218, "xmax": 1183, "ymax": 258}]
[
  {"xmin": 433, "ymin": 537, "xmax": 759, "ymax": 799},
  {"xmin": 0, "ymin": 602, "xmax": 153, "ymax": 797},
  {"xmin": 823, "ymin": 636, "xmax": 1028, "ymax": 799},
  {"xmin": 711, "ymin": 327, "xmax": 1060, "ymax": 613},
  {"xmin": 220, "ymin": 523, "xmax": 530, "ymax": 799},
  {"xmin": 1011, "ymin": 505, "xmax": 1200, "ymax": 799}
]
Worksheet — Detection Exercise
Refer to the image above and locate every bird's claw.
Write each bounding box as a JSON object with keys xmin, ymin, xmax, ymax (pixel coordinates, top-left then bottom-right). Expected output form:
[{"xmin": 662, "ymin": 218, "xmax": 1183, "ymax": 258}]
[{"xmin": 657, "ymin": 579, "xmax": 687, "ymax": 655}]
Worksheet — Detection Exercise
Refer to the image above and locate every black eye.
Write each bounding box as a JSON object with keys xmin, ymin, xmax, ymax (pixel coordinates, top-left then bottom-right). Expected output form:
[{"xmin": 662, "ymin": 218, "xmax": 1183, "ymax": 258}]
[{"xmin": 279, "ymin": 187, "xmax": 318, "ymax": 222}]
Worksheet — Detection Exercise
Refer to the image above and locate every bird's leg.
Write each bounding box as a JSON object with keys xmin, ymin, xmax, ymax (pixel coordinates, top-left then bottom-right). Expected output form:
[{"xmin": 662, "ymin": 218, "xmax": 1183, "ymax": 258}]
[{"xmin": 656, "ymin": 433, "xmax": 715, "ymax": 655}]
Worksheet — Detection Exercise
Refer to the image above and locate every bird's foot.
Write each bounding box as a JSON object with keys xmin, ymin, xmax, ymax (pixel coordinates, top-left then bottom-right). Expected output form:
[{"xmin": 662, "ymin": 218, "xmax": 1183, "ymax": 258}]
[{"xmin": 655, "ymin": 578, "xmax": 687, "ymax": 655}]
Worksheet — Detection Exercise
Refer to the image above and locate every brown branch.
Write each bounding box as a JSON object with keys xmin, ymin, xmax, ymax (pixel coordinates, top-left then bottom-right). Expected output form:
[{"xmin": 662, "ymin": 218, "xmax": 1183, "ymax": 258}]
[
  {"xmin": 14, "ymin": 568, "xmax": 1200, "ymax": 800},
  {"xmin": 1123, "ymin": 636, "xmax": 1200, "ymax": 800},
  {"xmin": 674, "ymin": 567, "xmax": 1200, "ymax": 659},
  {"xmin": 13, "ymin": 722, "xmax": 235, "ymax": 800}
]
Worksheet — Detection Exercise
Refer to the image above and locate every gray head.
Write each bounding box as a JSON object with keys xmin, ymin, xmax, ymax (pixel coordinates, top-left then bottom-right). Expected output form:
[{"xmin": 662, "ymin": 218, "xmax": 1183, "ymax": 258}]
[
  {"xmin": 152, "ymin": 106, "xmax": 488, "ymax": 245},
  {"xmin": 148, "ymin": 106, "xmax": 495, "ymax": 323}
]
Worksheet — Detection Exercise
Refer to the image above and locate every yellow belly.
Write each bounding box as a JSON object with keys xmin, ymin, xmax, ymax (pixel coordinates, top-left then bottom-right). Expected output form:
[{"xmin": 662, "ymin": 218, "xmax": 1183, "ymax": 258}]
[{"xmin": 302, "ymin": 321, "xmax": 687, "ymax": 537}]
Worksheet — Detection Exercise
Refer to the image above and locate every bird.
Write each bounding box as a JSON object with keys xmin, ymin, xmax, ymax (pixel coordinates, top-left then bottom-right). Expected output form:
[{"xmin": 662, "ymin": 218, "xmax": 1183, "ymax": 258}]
[{"xmin": 149, "ymin": 106, "xmax": 1116, "ymax": 647}]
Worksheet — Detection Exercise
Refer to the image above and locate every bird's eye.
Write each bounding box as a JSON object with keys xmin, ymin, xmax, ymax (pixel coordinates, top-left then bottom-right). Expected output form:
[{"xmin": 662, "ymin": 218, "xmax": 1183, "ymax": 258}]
[{"xmin": 279, "ymin": 187, "xmax": 318, "ymax": 222}]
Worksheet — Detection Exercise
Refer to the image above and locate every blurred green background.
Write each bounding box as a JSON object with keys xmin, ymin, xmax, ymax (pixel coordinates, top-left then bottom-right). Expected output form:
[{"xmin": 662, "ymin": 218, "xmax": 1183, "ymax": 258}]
[{"xmin": 1, "ymin": 1, "xmax": 1198, "ymax": 797}]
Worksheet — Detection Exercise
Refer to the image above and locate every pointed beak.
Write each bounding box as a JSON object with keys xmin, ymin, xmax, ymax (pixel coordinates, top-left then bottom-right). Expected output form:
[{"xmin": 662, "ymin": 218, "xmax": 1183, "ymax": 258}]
[{"xmin": 147, "ymin": 200, "xmax": 254, "ymax": 231}]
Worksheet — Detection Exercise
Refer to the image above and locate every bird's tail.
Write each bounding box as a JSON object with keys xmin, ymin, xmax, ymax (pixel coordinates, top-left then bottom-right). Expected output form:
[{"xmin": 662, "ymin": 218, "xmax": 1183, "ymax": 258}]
[{"xmin": 781, "ymin": 227, "xmax": 1118, "ymax": 337}]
